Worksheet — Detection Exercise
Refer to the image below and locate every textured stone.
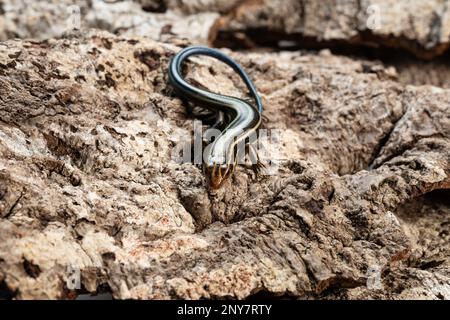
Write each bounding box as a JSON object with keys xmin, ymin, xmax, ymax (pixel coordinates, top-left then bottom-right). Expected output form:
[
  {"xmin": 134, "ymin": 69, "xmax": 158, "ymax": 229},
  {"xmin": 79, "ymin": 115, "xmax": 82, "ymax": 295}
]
[
  {"xmin": 0, "ymin": 31, "xmax": 448, "ymax": 299},
  {"xmin": 2, "ymin": 0, "xmax": 450, "ymax": 60},
  {"xmin": 0, "ymin": 0, "xmax": 218, "ymax": 44},
  {"xmin": 211, "ymin": 0, "xmax": 450, "ymax": 59}
]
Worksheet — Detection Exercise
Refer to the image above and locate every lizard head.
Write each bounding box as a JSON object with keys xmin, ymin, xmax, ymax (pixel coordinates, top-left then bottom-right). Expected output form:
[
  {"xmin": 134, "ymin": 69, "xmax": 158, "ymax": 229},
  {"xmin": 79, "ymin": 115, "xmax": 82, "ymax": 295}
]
[{"xmin": 203, "ymin": 157, "xmax": 235, "ymax": 190}]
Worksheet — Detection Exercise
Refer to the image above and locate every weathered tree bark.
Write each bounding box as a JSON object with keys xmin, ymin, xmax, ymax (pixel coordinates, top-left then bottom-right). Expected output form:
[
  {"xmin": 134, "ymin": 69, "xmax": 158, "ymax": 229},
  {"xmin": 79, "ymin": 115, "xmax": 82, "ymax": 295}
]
[
  {"xmin": 0, "ymin": 0, "xmax": 218, "ymax": 44},
  {"xmin": 210, "ymin": 0, "xmax": 450, "ymax": 59},
  {"xmin": 323, "ymin": 191, "xmax": 450, "ymax": 299},
  {"xmin": 2, "ymin": 0, "xmax": 450, "ymax": 91},
  {"xmin": 3, "ymin": 0, "xmax": 449, "ymax": 59},
  {"xmin": 391, "ymin": 58, "xmax": 450, "ymax": 89},
  {"xmin": 0, "ymin": 31, "xmax": 448, "ymax": 299}
]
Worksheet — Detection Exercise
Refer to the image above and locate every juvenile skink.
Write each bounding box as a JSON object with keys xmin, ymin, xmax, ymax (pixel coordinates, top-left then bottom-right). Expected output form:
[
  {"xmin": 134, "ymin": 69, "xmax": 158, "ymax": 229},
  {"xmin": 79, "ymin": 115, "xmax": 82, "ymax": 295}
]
[{"xmin": 168, "ymin": 46, "xmax": 263, "ymax": 189}]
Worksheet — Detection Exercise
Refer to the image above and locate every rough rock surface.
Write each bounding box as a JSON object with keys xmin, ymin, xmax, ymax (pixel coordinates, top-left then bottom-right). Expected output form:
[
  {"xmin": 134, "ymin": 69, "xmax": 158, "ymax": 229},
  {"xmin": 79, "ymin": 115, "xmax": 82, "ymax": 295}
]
[
  {"xmin": 1, "ymin": 0, "xmax": 449, "ymax": 91},
  {"xmin": 2, "ymin": 0, "xmax": 450, "ymax": 59},
  {"xmin": 392, "ymin": 58, "xmax": 450, "ymax": 89},
  {"xmin": 0, "ymin": 0, "xmax": 218, "ymax": 44},
  {"xmin": 210, "ymin": 0, "xmax": 450, "ymax": 59},
  {"xmin": 321, "ymin": 191, "xmax": 450, "ymax": 300},
  {"xmin": 0, "ymin": 31, "xmax": 448, "ymax": 299},
  {"xmin": 0, "ymin": 0, "xmax": 450, "ymax": 88}
]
